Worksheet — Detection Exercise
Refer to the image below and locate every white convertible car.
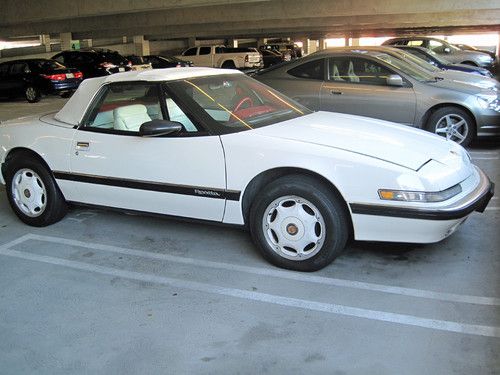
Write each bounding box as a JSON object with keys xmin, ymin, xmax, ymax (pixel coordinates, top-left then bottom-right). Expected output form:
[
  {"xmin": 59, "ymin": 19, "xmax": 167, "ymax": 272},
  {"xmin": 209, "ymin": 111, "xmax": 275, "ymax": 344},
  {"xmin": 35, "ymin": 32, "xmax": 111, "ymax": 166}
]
[{"xmin": 0, "ymin": 68, "xmax": 494, "ymax": 271}]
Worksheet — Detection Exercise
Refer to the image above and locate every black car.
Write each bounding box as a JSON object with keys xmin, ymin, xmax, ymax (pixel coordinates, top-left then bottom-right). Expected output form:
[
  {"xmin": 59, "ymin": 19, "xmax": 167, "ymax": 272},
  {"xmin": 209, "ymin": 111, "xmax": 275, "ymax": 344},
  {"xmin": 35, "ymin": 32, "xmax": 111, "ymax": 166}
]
[
  {"xmin": 0, "ymin": 59, "xmax": 83, "ymax": 103},
  {"xmin": 260, "ymin": 49, "xmax": 284, "ymax": 68},
  {"xmin": 52, "ymin": 48, "xmax": 132, "ymax": 78},
  {"xmin": 143, "ymin": 55, "xmax": 193, "ymax": 69}
]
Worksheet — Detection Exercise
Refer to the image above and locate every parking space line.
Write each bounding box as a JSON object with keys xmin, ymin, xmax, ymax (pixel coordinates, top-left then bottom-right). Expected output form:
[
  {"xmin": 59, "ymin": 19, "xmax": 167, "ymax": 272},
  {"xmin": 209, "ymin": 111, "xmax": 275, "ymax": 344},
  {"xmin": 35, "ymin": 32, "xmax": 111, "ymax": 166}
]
[
  {"xmin": 485, "ymin": 207, "xmax": 499, "ymax": 211},
  {"xmin": 14, "ymin": 233, "xmax": 500, "ymax": 306},
  {"xmin": 0, "ymin": 245, "xmax": 499, "ymax": 338},
  {"xmin": 471, "ymin": 157, "xmax": 499, "ymax": 160}
]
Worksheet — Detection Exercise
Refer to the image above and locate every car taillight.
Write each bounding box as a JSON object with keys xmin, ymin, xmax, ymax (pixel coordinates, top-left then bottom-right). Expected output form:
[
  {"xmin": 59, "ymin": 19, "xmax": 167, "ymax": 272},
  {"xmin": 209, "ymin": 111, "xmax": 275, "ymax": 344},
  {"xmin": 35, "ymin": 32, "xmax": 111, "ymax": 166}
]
[
  {"xmin": 176, "ymin": 63, "xmax": 181, "ymax": 67},
  {"xmin": 41, "ymin": 73, "xmax": 66, "ymax": 81},
  {"xmin": 74, "ymin": 71, "xmax": 83, "ymax": 79},
  {"xmin": 127, "ymin": 61, "xmax": 132, "ymax": 67},
  {"xmin": 99, "ymin": 62, "xmax": 116, "ymax": 68}
]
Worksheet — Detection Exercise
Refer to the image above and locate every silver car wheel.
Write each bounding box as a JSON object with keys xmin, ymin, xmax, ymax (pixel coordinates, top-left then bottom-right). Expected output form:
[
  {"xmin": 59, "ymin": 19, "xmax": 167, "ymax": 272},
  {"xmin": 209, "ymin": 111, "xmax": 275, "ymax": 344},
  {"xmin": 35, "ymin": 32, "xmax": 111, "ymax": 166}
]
[
  {"xmin": 262, "ymin": 195, "xmax": 326, "ymax": 261},
  {"xmin": 25, "ymin": 87, "xmax": 37, "ymax": 101},
  {"xmin": 434, "ymin": 114, "xmax": 469, "ymax": 144},
  {"xmin": 11, "ymin": 168, "xmax": 47, "ymax": 217}
]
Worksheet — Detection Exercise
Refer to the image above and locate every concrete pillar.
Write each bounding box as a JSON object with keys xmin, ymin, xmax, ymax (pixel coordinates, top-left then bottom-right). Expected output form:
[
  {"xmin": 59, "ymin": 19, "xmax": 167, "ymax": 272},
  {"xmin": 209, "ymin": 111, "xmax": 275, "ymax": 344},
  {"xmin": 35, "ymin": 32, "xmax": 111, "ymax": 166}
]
[
  {"xmin": 351, "ymin": 38, "xmax": 360, "ymax": 46},
  {"xmin": 344, "ymin": 37, "xmax": 350, "ymax": 46},
  {"xmin": 319, "ymin": 38, "xmax": 326, "ymax": 50},
  {"xmin": 122, "ymin": 36, "xmax": 128, "ymax": 44},
  {"xmin": 60, "ymin": 32, "xmax": 72, "ymax": 51},
  {"xmin": 187, "ymin": 37, "xmax": 197, "ymax": 47},
  {"xmin": 301, "ymin": 38, "xmax": 310, "ymax": 55},
  {"xmin": 308, "ymin": 40, "xmax": 318, "ymax": 54},
  {"xmin": 257, "ymin": 38, "xmax": 267, "ymax": 48},
  {"xmin": 40, "ymin": 34, "xmax": 51, "ymax": 52},
  {"xmin": 133, "ymin": 35, "xmax": 150, "ymax": 56}
]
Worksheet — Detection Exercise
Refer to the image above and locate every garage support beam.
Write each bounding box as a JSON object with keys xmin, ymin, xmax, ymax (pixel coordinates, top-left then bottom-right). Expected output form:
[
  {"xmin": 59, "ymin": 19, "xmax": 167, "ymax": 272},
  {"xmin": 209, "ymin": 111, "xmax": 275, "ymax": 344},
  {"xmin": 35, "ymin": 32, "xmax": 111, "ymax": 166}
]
[
  {"xmin": 40, "ymin": 34, "xmax": 51, "ymax": 52},
  {"xmin": 318, "ymin": 38, "xmax": 326, "ymax": 50},
  {"xmin": 60, "ymin": 32, "xmax": 72, "ymax": 51},
  {"xmin": 133, "ymin": 35, "xmax": 150, "ymax": 56}
]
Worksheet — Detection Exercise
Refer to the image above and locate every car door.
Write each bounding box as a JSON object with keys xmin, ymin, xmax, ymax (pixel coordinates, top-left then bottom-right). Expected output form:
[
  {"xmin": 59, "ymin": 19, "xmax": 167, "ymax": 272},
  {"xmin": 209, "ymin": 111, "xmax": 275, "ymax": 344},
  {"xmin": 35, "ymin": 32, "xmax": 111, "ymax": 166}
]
[
  {"xmin": 68, "ymin": 81, "xmax": 227, "ymax": 221},
  {"xmin": 0, "ymin": 62, "xmax": 11, "ymax": 94},
  {"xmin": 319, "ymin": 56, "xmax": 416, "ymax": 125},
  {"xmin": 277, "ymin": 58, "xmax": 325, "ymax": 110},
  {"xmin": 7, "ymin": 62, "xmax": 29, "ymax": 95}
]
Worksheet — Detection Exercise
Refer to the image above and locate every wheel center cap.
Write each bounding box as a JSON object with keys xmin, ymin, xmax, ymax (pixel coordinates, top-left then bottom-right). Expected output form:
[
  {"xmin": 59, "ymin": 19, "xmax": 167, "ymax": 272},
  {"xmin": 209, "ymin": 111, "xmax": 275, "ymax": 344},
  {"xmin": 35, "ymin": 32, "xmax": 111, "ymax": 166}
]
[
  {"xmin": 286, "ymin": 223, "xmax": 299, "ymax": 236},
  {"xmin": 24, "ymin": 189, "xmax": 31, "ymax": 199}
]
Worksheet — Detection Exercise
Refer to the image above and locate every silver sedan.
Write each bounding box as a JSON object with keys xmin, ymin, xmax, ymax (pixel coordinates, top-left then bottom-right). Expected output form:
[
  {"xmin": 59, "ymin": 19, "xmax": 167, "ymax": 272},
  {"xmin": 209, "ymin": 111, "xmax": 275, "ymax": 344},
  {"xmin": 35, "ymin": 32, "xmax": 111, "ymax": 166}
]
[{"xmin": 254, "ymin": 49, "xmax": 500, "ymax": 147}]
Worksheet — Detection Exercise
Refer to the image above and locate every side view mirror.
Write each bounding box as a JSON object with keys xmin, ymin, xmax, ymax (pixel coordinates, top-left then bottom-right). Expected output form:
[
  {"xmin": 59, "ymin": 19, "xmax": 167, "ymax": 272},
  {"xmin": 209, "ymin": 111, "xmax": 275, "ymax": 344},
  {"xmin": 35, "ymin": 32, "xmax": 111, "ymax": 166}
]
[
  {"xmin": 139, "ymin": 119, "xmax": 183, "ymax": 137},
  {"xmin": 386, "ymin": 74, "xmax": 404, "ymax": 87},
  {"xmin": 444, "ymin": 47, "xmax": 451, "ymax": 54}
]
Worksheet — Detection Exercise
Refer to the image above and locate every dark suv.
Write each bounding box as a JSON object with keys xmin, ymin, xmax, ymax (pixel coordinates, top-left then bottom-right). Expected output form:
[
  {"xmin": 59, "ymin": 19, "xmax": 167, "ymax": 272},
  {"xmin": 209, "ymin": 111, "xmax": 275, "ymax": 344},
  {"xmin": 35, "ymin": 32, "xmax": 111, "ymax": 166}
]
[
  {"xmin": 52, "ymin": 49, "xmax": 132, "ymax": 78},
  {"xmin": 0, "ymin": 59, "xmax": 83, "ymax": 103}
]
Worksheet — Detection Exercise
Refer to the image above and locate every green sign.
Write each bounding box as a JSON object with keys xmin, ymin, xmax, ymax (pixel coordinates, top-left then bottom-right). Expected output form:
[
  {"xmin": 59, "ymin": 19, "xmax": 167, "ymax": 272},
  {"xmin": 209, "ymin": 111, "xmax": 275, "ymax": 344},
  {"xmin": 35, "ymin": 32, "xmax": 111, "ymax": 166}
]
[{"xmin": 70, "ymin": 40, "xmax": 80, "ymax": 50}]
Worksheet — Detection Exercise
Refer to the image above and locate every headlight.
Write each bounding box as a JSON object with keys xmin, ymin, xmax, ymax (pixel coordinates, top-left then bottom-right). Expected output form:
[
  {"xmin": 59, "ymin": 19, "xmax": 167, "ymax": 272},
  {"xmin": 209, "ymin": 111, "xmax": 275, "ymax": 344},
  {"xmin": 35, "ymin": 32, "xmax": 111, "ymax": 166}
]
[
  {"xmin": 378, "ymin": 184, "xmax": 462, "ymax": 202},
  {"xmin": 477, "ymin": 94, "xmax": 500, "ymax": 112}
]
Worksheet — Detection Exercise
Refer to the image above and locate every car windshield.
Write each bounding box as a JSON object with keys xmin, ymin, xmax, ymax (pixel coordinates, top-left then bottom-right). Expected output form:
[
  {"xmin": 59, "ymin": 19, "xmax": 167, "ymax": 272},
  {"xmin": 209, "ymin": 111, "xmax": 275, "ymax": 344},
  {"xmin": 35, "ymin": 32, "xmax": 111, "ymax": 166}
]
[
  {"xmin": 390, "ymin": 50, "xmax": 440, "ymax": 72},
  {"xmin": 374, "ymin": 53, "xmax": 436, "ymax": 82},
  {"xmin": 170, "ymin": 74, "xmax": 311, "ymax": 132},
  {"xmin": 425, "ymin": 49, "xmax": 451, "ymax": 65},
  {"xmin": 32, "ymin": 60, "xmax": 66, "ymax": 70}
]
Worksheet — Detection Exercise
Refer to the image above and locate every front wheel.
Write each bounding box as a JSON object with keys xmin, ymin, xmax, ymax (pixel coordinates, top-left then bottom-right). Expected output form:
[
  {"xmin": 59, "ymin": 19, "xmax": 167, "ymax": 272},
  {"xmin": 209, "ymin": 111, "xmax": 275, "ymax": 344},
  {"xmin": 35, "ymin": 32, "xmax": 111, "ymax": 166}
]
[
  {"xmin": 426, "ymin": 107, "xmax": 475, "ymax": 147},
  {"xmin": 4, "ymin": 156, "xmax": 67, "ymax": 226},
  {"xmin": 249, "ymin": 175, "xmax": 349, "ymax": 271}
]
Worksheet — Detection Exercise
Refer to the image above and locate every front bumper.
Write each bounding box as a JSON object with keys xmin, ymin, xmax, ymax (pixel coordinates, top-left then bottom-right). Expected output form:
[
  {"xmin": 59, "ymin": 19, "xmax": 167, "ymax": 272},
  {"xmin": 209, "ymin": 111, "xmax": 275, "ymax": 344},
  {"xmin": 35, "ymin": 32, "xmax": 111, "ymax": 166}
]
[
  {"xmin": 350, "ymin": 167, "xmax": 493, "ymax": 221},
  {"xmin": 350, "ymin": 167, "xmax": 494, "ymax": 243}
]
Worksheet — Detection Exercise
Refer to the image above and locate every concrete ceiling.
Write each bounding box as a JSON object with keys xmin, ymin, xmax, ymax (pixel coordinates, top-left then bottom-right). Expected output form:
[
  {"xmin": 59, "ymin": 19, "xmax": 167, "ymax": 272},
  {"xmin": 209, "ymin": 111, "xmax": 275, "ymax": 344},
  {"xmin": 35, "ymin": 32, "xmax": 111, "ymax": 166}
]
[{"xmin": 1, "ymin": 0, "xmax": 499, "ymax": 40}]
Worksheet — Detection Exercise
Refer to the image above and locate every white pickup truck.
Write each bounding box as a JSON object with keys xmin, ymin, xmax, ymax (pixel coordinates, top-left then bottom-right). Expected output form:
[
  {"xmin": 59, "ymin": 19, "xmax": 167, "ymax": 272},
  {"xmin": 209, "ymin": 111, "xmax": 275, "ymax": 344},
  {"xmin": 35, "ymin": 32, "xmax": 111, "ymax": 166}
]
[{"xmin": 176, "ymin": 45, "xmax": 262, "ymax": 69}]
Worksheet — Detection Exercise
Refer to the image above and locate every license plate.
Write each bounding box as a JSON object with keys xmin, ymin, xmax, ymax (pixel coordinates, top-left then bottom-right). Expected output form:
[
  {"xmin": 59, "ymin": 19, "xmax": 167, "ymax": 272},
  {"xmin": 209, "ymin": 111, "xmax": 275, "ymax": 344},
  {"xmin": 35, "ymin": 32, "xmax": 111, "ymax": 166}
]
[
  {"xmin": 65, "ymin": 73, "xmax": 74, "ymax": 78},
  {"xmin": 119, "ymin": 67, "xmax": 125, "ymax": 72}
]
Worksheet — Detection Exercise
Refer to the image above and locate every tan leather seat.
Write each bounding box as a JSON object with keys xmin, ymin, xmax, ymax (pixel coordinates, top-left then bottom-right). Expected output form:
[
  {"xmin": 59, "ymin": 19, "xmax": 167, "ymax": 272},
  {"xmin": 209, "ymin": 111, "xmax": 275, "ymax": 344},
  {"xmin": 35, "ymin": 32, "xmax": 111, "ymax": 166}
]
[{"xmin": 347, "ymin": 61, "xmax": 360, "ymax": 83}]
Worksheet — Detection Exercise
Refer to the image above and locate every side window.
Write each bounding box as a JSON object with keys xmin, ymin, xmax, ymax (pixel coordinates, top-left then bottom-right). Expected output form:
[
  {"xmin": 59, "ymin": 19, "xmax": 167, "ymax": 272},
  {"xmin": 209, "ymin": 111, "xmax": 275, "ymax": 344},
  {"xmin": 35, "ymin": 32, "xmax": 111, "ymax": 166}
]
[
  {"xmin": 287, "ymin": 59, "xmax": 325, "ymax": 80},
  {"xmin": 10, "ymin": 63, "xmax": 28, "ymax": 75},
  {"xmin": 183, "ymin": 47, "xmax": 198, "ymax": 56},
  {"xmin": 199, "ymin": 47, "xmax": 211, "ymax": 55},
  {"xmin": 84, "ymin": 83, "xmax": 163, "ymax": 133},
  {"xmin": 164, "ymin": 93, "xmax": 198, "ymax": 133},
  {"xmin": 328, "ymin": 57, "xmax": 393, "ymax": 85},
  {"xmin": 408, "ymin": 40, "xmax": 424, "ymax": 47},
  {"xmin": 409, "ymin": 50, "xmax": 433, "ymax": 64},
  {"xmin": 215, "ymin": 46, "xmax": 225, "ymax": 54}
]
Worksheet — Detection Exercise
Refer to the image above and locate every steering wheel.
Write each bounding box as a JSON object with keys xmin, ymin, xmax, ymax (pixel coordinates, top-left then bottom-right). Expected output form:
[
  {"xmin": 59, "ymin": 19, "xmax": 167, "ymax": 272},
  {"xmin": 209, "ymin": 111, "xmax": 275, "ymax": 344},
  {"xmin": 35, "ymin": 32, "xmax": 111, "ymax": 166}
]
[{"xmin": 233, "ymin": 97, "xmax": 253, "ymax": 113}]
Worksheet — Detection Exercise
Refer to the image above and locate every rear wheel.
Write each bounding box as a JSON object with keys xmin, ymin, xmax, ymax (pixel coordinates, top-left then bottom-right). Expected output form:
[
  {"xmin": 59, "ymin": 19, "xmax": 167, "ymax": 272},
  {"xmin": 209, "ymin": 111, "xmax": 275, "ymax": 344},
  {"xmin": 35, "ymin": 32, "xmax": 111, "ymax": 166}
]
[
  {"xmin": 221, "ymin": 60, "xmax": 236, "ymax": 69},
  {"xmin": 426, "ymin": 106, "xmax": 475, "ymax": 147},
  {"xmin": 249, "ymin": 175, "xmax": 349, "ymax": 271},
  {"xmin": 4, "ymin": 156, "xmax": 67, "ymax": 226},
  {"xmin": 25, "ymin": 86, "xmax": 41, "ymax": 103}
]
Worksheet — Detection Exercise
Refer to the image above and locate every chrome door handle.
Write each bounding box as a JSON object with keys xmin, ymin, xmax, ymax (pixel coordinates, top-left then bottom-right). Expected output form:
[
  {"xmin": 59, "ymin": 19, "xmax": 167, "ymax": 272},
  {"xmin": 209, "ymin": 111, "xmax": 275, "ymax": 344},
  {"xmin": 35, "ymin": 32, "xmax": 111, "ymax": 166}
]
[
  {"xmin": 331, "ymin": 90, "xmax": 343, "ymax": 95},
  {"xmin": 76, "ymin": 141, "xmax": 90, "ymax": 150}
]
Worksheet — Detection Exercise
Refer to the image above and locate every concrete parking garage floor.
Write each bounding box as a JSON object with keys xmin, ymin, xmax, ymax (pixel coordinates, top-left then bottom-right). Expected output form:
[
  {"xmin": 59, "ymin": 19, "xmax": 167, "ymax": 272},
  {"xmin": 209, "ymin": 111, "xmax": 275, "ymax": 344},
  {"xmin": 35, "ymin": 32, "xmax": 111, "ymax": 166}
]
[{"xmin": 0, "ymin": 97, "xmax": 499, "ymax": 375}]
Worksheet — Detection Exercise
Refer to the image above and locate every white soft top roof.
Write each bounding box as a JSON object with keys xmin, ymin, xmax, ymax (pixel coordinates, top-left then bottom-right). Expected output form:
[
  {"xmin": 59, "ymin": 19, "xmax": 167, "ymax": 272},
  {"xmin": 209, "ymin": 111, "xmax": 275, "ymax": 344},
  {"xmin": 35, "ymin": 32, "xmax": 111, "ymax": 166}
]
[{"xmin": 55, "ymin": 67, "xmax": 243, "ymax": 126}]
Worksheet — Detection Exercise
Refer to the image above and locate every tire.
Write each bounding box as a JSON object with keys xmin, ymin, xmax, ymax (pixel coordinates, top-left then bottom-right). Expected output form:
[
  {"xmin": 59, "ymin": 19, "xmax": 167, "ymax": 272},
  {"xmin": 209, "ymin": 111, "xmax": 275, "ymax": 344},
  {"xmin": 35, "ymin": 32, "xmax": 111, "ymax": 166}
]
[
  {"xmin": 249, "ymin": 175, "xmax": 349, "ymax": 271},
  {"xmin": 221, "ymin": 61, "xmax": 236, "ymax": 69},
  {"xmin": 425, "ymin": 106, "xmax": 475, "ymax": 147},
  {"xmin": 4, "ymin": 155, "xmax": 67, "ymax": 226},
  {"xmin": 25, "ymin": 86, "xmax": 41, "ymax": 103}
]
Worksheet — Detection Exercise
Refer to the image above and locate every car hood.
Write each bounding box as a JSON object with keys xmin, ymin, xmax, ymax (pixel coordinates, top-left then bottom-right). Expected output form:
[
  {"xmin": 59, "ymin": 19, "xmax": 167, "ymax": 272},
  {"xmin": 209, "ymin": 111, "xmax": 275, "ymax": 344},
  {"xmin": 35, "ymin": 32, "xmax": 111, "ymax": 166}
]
[
  {"xmin": 424, "ymin": 77, "xmax": 486, "ymax": 95},
  {"xmin": 253, "ymin": 111, "xmax": 458, "ymax": 170},
  {"xmin": 437, "ymin": 70, "xmax": 499, "ymax": 91}
]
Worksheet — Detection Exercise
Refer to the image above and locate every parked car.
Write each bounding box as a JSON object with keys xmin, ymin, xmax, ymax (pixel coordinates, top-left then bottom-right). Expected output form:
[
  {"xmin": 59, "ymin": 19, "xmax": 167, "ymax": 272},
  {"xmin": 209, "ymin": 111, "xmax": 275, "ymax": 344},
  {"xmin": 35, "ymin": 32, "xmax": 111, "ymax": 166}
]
[
  {"xmin": 175, "ymin": 45, "xmax": 262, "ymax": 69},
  {"xmin": 260, "ymin": 43, "xmax": 303, "ymax": 58},
  {"xmin": 52, "ymin": 49, "xmax": 132, "ymax": 78},
  {"xmin": 453, "ymin": 44, "xmax": 497, "ymax": 61},
  {"xmin": 382, "ymin": 37, "xmax": 495, "ymax": 69},
  {"xmin": 0, "ymin": 68, "xmax": 493, "ymax": 271},
  {"xmin": 0, "ymin": 59, "xmax": 82, "ymax": 103},
  {"xmin": 347, "ymin": 46, "xmax": 499, "ymax": 91},
  {"xmin": 392, "ymin": 46, "xmax": 494, "ymax": 77},
  {"xmin": 125, "ymin": 55, "xmax": 152, "ymax": 71},
  {"xmin": 143, "ymin": 55, "xmax": 193, "ymax": 68},
  {"xmin": 254, "ymin": 48, "xmax": 500, "ymax": 146},
  {"xmin": 260, "ymin": 49, "xmax": 285, "ymax": 68}
]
